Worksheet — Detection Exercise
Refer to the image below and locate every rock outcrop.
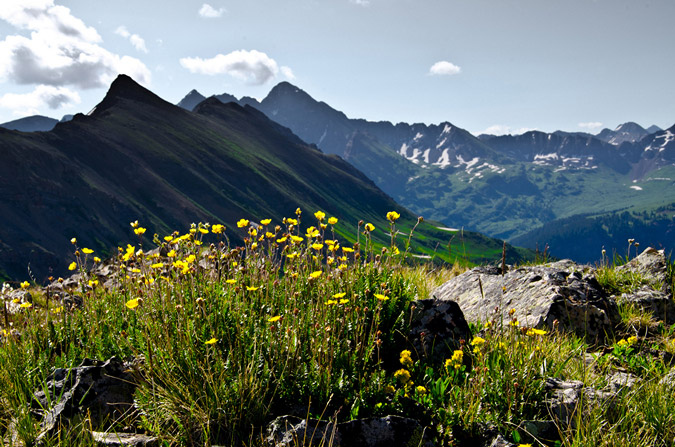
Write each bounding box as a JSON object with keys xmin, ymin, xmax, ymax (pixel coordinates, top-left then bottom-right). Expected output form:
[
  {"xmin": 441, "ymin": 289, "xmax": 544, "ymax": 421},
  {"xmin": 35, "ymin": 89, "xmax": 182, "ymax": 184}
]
[
  {"xmin": 31, "ymin": 357, "xmax": 139, "ymax": 443},
  {"xmin": 430, "ymin": 260, "xmax": 620, "ymax": 342},
  {"xmin": 266, "ymin": 415, "xmax": 431, "ymax": 447}
]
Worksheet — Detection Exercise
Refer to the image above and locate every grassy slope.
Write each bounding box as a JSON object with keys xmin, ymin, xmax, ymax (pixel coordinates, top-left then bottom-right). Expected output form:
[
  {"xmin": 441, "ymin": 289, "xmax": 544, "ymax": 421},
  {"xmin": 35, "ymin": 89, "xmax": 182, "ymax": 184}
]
[{"xmin": 1, "ymin": 226, "xmax": 673, "ymax": 446}]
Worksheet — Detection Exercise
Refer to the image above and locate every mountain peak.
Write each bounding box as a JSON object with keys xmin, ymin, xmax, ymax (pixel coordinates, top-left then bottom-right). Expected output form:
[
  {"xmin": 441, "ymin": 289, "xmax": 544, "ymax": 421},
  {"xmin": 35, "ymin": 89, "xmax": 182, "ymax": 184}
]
[
  {"xmin": 265, "ymin": 82, "xmax": 310, "ymax": 102},
  {"xmin": 615, "ymin": 121, "xmax": 646, "ymax": 133},
  {"xmin": 177, "ymin": 89, "xmax": 207, "ymax": 110},
  {"xmin": 93, "ymin": 75, "xmax": 168, "ymax": 115}
]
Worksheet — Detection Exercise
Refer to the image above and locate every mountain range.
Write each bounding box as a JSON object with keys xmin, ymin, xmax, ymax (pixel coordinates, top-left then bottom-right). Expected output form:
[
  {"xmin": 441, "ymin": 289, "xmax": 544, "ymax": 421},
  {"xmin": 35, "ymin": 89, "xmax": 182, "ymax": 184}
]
[
  {"xmin": 0, "ymin": 75, "xmax": 530, "ymax": 282},
  {"xmin": 175, "ymin": 83, "xmax": 674, "ymax": 262}
]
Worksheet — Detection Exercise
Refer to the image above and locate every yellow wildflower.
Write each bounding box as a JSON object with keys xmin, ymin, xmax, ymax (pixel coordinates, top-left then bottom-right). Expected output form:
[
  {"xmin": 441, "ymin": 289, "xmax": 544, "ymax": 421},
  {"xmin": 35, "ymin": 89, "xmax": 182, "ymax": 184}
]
[
  {"xmin": 295, "ymin": 207, "xmax": 302, "ymax": 216},
  {"xmin": 314, "ymin": 210, "xmax": 326, "ymax": 221},
  {"xmin": 374, "ymin": 293, "xmax": 389, "ymax": 301},
  {"xmin": 199, "ymin": 228, "xmax": 209, "ymax": 234},
  {"xmin": 68, "ymin": 262, "xmax": 77, "ymax": 271},
  {"xmin": 386, "ymin": 211, "xmax": 401, "ymax": 222},
  {"xmin": 290, "ymin": 235, "xmax": 304, "ymax": 243},
  {"xmin": 20, "ymin": 302, "xmax": 32, "ymax": 309},
  {"xmin": 246, "ymin": 286, "xmax": 259, "ymax": 291},
  {"xmin": 237, "ymin": 219, "xmax": 249, "ymax": 228},
  {"xmin": 70, "ymin": 237, "xmax": 77, "ymax": 244},
  {"xmin": 394, "ymin": 369, "xmax": 411, "ymax": 385},
  {"xmin": 93, "ymin": 256, "xmax": 101, "ymax": 263},
  {"xmin": 205, "ymin": 338, "xmax": 218, "ymax": 345},
  {"xmin": 211, "ymin": 224, "xmax": 225, "ymax": 234},
  {"xmin": 151, "ymin": 262, "xmax": 164, "ymax": 269},
  {"xmin": 260, "ymin": 219, "xmax": 272, "ymax": 226},
  {"xmin": 400, "ymin": 350, "xmax": 413, "ymax": 368},
  {"xmin": 415, "ymin": 386, "xmax": 427, "ymax": 395},
  {"xmin": 167, "ymin": 249, "xmax": 177, "ymax": 258},
  {"xmin": 332, "ymin": 292, "xmax": 347, "ymax": 298},
  {"xmin": 226, "ymin": 279, "xmax": 236, "ymax": 284},
  {"xmin": 342, "ymin": 247, "xmax": 354, "ymax": 253},
  {"xmin": 364, "ymin": 223, "xmax": 375, "ymax": 232},
  {"xmin": 310, "ymin": 271, "xmax": 322, "ymax": 279},
  {"xmin": 286, "ymin": 252, "xmax": 299, "ymax": 260},
  {"xmin": 286, "ymin": 218, "xmax": 298, "ymax": 226},
  {"xmin": 526, "ymin": 328, "xmax": 548, "ymax": 336},
  {"xmin": 276, "ymin": 236, "xmax": 288, "ymax": 243},
  {"xmin": 125, "ymin": 298, "xmax": 140, "ymax": 310},
  {"xmin": 339, "ymin": 299, "xmax": 349, "ymax": 304},
  {"xmin": 82, "ymin": 248, "xmax": 94, "ymax": 254},
  {"xmin": 470, "ymin": 336, "xmax": 486, "ymax": 346},
  {"xmin": 326, "ymin": 300, "xmax": 337, "ymax": 305},
  {"xmin": 384, "ymin": 385, "xmax": 396, "ymax": 394},
  {"xmin": 268, "ymin": 315, "xmax": 281, "ymax": 323},
  {"xmin": 328, "ymin": 217, "xmax": 338, "ymax": 225},
  {"xmin": 20, "ymin": 281, "xmax": 30, "ymax": 289},
  {"xmin": 134, "ymin": 227, "xmax": 146, "ymax": 235},
  {"xmin": 627, "ymin": 336, "xmax": 638, "ymax": 345},
  {"xmin": 306, "ymin": 226, "xmax": 320, "ymax": 238},
  {"xmin": 311, "ymin": 243, "xmax": 324, "ymax": 251}
]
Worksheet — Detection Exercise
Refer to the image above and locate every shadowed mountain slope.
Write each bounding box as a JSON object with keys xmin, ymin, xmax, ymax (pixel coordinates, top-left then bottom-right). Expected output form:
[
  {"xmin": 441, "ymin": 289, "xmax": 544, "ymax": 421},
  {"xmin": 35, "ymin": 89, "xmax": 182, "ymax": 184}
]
[{"xmin": 0, "ymin": 75, "xmax": 529, "ymax": 281}]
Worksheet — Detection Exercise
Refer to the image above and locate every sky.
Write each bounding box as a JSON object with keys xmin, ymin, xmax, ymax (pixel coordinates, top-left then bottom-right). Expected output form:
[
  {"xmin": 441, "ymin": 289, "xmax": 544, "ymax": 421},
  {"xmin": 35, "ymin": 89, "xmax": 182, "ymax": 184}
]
[{"xmin": 0, "ymin": 0, "xmax": 674, "ymax": 136}]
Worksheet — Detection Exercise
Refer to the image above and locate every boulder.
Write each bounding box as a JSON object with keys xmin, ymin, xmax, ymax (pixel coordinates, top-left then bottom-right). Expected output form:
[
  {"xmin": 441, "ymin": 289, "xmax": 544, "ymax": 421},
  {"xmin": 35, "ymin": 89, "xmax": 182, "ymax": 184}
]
[
  {"xmin": 617, "ymin": 289, "xmax": 675, "ymax": 324},
  {"xmin": 430, "ymin": 261, "xmax": 620, "ymax": 342},
  {"xmin": 616, "ymin": 247, "xmax": 670, "ymax": 294},
  {"xmin": 408, "ymin": 298, "xmax": 471, "ymax": 362},
  {"xmin": 545, "ymin": 372, "xmax": 640, "ymax": 429},
  {"xmin": 265, "ymin": 415, "xmax": 431, "ymax": 447},
  {"xmin": 32, "ymin": 357, "xmax": 139, "ymax": 442}
]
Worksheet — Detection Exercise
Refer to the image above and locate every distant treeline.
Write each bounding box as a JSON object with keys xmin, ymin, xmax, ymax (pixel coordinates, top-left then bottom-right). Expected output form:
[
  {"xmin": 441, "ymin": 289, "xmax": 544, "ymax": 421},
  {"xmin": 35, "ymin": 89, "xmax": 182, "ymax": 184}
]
[{"xmin": 512, "ymin": 204, "xmax": 675, "ymax": 263}]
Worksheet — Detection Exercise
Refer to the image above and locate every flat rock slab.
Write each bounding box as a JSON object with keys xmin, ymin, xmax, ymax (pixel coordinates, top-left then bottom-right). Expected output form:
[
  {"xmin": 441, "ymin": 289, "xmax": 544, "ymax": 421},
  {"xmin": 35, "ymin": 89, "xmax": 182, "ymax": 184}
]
[
  {"xmin": 431, "ymin": 260, "xmax": 620, "ymax": 342},
  {"xmin": 91, "ymin": 432, "xmax": 158, "ymax": 447},
  {"xmin": 266, "ymin": 415, "xmax": 431, "ymax": 447}
]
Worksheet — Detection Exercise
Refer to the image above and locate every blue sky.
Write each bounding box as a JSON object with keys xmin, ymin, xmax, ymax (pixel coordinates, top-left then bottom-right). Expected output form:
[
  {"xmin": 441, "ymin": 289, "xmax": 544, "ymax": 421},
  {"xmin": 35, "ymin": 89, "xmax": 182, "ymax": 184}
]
[{"xmin": 0, "ymin": 0, "xmax": 673, "ymax": 135}]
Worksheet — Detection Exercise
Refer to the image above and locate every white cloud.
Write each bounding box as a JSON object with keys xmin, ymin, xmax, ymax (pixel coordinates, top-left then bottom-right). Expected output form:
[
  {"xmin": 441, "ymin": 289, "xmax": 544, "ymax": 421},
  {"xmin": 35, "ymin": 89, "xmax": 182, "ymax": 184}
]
[
  {"xmin": 280, "ymin": 66, "xmax": 295, "ymax": 80},
  {"xmin": 199, "ymin": 4, "xmax": 226, "ymax": 18},
  {"xmin": 478, "ymin": 124, "xmax": 536, "ymax": 136},
  {"xmin": 0, "ymin": 84, "xmax": 80, "ymax": 113},
  {"xmin": 578, "ymin": 121, "xmax": 603, "ymax": 131},
  {"xmin": 350, "ymin": 0, "xmax": 371, "ymax": 6},
  {"xmin": 0, "ymin": 0, "xmax": 151, "ymax": 92},
  {"xmin": 180, "ymin": 49, "xmax": 283, "ymax": 85},
  {"xmin": 114, "ymin": 26, "xmax": 148, "ymax": 53},
  {"xmin": 429, "ymin": 61, "xmax": 461, "ymax": 76}
]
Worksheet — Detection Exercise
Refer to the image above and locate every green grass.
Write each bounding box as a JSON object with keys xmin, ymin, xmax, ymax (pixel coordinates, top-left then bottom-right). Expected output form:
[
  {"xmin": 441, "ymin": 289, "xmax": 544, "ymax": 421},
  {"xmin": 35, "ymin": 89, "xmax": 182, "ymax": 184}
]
[{"xmin": 1, "ymin": 210, "xmax": 674, "ymax": 446}]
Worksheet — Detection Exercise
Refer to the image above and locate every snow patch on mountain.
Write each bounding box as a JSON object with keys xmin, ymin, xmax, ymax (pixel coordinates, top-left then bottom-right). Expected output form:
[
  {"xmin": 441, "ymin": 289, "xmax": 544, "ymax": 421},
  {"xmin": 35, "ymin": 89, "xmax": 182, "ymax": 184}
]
[{"xmin": 434, "ymin": 148, "xmax": 451, "ymax": 168}]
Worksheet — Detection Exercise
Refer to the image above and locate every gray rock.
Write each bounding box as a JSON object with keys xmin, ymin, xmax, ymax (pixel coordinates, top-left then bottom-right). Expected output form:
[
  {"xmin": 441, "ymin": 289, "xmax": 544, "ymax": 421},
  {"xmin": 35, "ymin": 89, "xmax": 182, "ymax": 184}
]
[
  {"xmin": 616, "ymin": 288, "xmax": 675, "ymax": 324},
  {"xmin": 91, "ymin": 432, "xmax": 158, "ymax": 446},
  {"xmin": 408, "ymin": 298, "xmax": 471, "ymax": 362},
  {"xmin": 266, "ymin": 415, "xmax": 430, "ymax": 447},
  {"xmin": 32, "ymin": 357, "xmax": 139, "ymax": 442},
  {"xmin": 517, "ymin": 420, "xmax": 559, "ymax": 444},
  {"xmin": 487, "ymin": 434, "xmax": 515, "ymax": 447},
  {"xmin": 616, "ymin": 247, "xmax": 671, "ymax": 294},
  {"xmin": 545, "ymin": 372, "xmax": 639, "ymax": 429},
  {"xmin": 5, "ymin": 290, "xmax": 33, "ymax": 314},
  {"xmin": 431, "ymin": 261, "xmax": 620, "ymax": 343},
  {"xmin": 659, "ymin": 368, "xmax": 675, "ymax": 387}
]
